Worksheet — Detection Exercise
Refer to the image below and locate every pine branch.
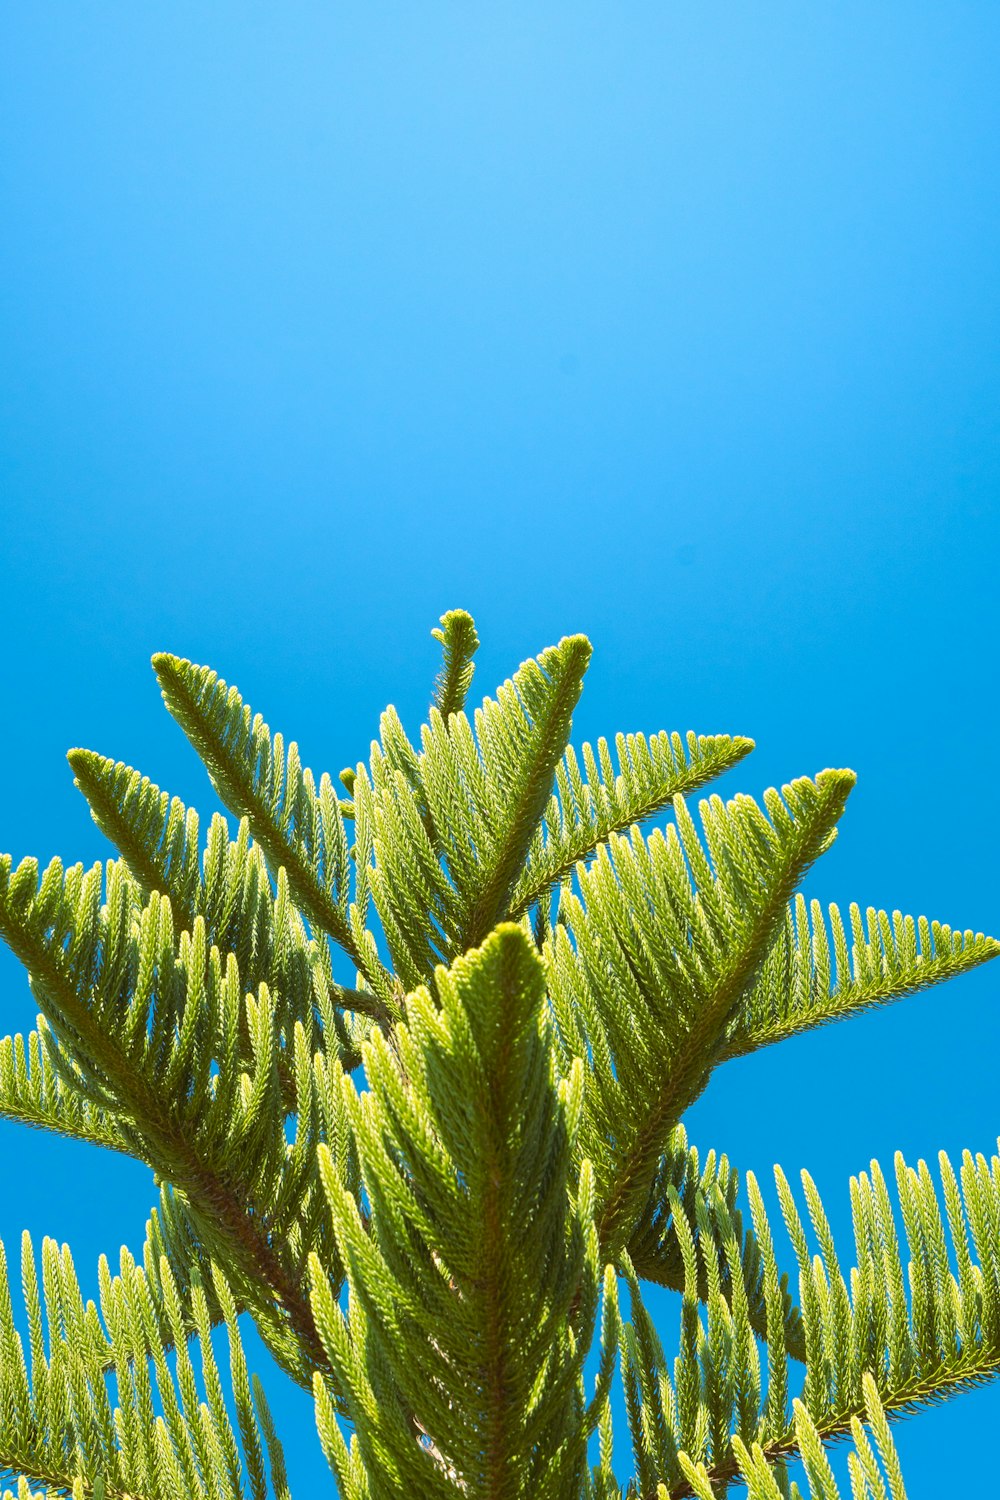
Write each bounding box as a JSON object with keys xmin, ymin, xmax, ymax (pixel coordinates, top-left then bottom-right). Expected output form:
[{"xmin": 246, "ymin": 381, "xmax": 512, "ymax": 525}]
[
  {"xmin": 68, "ymin": 748, "xmax": 203, "ymax": 930},
  {"xmin": 621, "ymin": 1143, "xmax": 1000, "ymax": 1499},
  {"xmin": 508, "ymin": 730, "xmax": 755, "ymax": 919},
  {"xmin": 431, "ymin": 609, "xmax": 480, "ymax": 720},
  {"xmin": 625, "ymin": 1127, "xmax": 805, "ymax": 1363},
  {"xmin": 723, "ymin": 893, "xmax": 1000, "ymax": 1063},
  {"xmin": 664, "ymin": 1374, "xmax": 939, "ymax": 1500},
  {"xmin": 357, "ymin": 633, "xmax": 593, "ymax": 989},
  {"xmin": 0, "ymin": 1235, "xmax": 290, "ymax": 1500},
  {"xmin": 152, "ymin": 654, "xmax": 393, "ymax": 1004},
  {"xmin": 0, "ymin": 854, "xmax": 336, "ymax": 1389},
  {"xmin": 449, "ymin": 634, "xmax": 593, "ymax": 951},
  {"xmin": 546, "ymin": 771, "xmax": 856, "ymax": 1256},
  {"xmin": 0, "ymin": 1024, "xmax": 131, "ymax": 1156},
  {"xmin": 310, "ymin": 926, "xmax": 606, "ymax": 1500},
  {"xmin": 678, "ymin": 1378, "xmax": 908, "ymax": 1500},
  {"xmin": 73, "ymin": 749, "xmax": 392, "ymax": 1047}
]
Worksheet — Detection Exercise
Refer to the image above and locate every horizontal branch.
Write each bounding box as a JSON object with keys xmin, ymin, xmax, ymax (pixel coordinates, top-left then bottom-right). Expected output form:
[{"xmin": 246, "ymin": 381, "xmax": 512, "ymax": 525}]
[{"xmin": 659, "ymin": 1336, "xmax": 1000, "ymax": 1497}]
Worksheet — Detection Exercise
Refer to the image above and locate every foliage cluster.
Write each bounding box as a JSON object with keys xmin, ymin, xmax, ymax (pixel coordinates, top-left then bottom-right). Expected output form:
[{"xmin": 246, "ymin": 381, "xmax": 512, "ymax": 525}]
[{"xmin": 0, "ymin": 611, "xmax": 996, "ymax": 1499}]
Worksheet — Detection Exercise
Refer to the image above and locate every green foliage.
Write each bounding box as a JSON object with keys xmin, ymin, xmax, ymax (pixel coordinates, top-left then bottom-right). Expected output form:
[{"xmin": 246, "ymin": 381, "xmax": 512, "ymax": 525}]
[
  {"xmin": 725, "ymin": 894, "xmax": 998, "ymax": 1062},
  {"xmin": 545, "ymin": 773, "xmax": 856, "ymax": 1252},
  {"xmin": 617, "ymin": 1144, "xmax": 1000, "ymax": 1496},
  {"xmin": 311, "ymin": 926, "xmax": 601, "ymax": 1500},
  {"xmin": 624, "ymin": 1127, "xmax": 805, "ymax": 1361},
  {"xmin": 430, "ymin": 608, "xmax": 480, "ymax": 721},
  {"xmin": 0, "ymin": 609, "xmax": 995, "ymax": 1498},
  {"xmin": 0, "ymin": 1234, "xmax": 287, "ymax": 1500}
]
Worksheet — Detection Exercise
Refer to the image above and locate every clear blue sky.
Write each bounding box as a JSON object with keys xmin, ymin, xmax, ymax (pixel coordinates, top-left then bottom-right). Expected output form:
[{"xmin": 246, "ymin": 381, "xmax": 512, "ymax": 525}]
[{"xmin": 1, "ymin": 4, "xmax": 998, "ymax": 1494}]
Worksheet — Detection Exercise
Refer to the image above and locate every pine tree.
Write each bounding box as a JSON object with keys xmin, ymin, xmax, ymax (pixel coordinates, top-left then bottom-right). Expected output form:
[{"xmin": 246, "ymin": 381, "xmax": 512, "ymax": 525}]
[{"xmin": 0, "ymin": 609, "xmax": 996, "ymax": 1500}]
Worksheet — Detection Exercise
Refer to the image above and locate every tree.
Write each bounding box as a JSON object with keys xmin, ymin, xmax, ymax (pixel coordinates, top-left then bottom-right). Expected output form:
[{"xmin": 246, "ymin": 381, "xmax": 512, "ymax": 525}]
[{"xmin": 0, "ymin": 609, "xmax": 996, "ymax": 1500}]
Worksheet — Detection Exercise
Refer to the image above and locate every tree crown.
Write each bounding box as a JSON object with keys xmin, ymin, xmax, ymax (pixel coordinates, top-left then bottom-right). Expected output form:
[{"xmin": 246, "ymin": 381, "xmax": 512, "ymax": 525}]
[{"xmin": 0, "ymin": 610, "xmax": 996, "ymax": 1500}]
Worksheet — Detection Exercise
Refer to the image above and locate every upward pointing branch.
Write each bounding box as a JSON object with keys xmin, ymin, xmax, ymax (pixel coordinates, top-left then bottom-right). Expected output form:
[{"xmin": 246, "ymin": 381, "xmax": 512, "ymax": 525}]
[
  {"xmin": 431, "ymin": 608, "xmax": 480, "ymax": 721},
  {"xmin": 459, "ymin": 635, "xmax": 592, "ymax": 952},
  {"xmin": 153, "ymin": 653, "xmax": 393, "ymax": 1008},
  {"xmin": 0, "ymin": 857, "xmax": 331, "ymax": 1390}
]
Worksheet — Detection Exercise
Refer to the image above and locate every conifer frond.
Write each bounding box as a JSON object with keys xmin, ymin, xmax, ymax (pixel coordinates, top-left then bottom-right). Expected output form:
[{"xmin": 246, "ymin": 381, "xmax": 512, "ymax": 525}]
[
  {"xmin": 626, "ymin": 1126, "xmax": 805, "ymax": 1362},
  {"xmin": 310, "ymin": 925, "xmax": 606, "ymax": 1500},
  {"xmin": 724, "ymin": 893, "xmax": 1000, "ymax": 1062},
  {"xmin": 0, "ymin": 1022, "xmax": 128, "ymax": 1155},
  {"xmin": 67, "ymin": 750, "xmax": 204, "ymax": 933},
  {"xmin": 431, "ymin": 609, "xmax": 480, "ymax": 720},
  {"xmin": 353, "ymin": 634, "xmax": 592, "ymax": 989},
  {"xmin": 422, "ymin": 633, "xmax": 593, "ymax": 952},
  {"xmin": 0, "ymin": 1235, "xmax": 290, "ymax": 1500},
  {"xmin": 1, "ymin": 618, "xmax": 995, "ymax": 1496},
  {"xmin": 350, "ymin": 711, "xmax": 453, "ymax": 992},
  {"xmin": 74, "ymin": 1202, "xmax": 237, "ymax": 1385},
  {"xmin": 510, "ymin": 731, "xmax": 755, "ymax": 919},
  {"xmin": 69, "ymin": 750, "xmax": 382, "ymax": 1038},
  {"xmin": 619, "ymin": 1142, "xmax": 1000, "ymax": 1498},
  {"xmin": 151, "ymin": 654, "xmax": 389, "ymax": 995},
  {"xmin": 679, "ymin": 1380, "xmax": 908, "ymax": 1500},
  {"xmin": 0, "ymin": 852, "xmax": 345, "ymax": 1387},
  {"xmin": 545, "ymin": 771, "xmax": 856, "ymax": 1254}
]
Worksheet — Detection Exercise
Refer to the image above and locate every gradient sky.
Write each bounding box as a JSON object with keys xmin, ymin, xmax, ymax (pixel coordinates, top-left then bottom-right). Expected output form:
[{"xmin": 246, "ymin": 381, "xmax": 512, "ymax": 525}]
[{"xmin": 1, "ymin": 4, "xmax": 998, "ymax": 1495}]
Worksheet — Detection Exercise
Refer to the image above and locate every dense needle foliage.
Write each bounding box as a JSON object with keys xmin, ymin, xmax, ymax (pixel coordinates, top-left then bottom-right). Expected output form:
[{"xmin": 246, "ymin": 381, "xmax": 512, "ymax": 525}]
[{"xmin": 0, "ymin": 610, "xmax": 996, "ymax": 1500}]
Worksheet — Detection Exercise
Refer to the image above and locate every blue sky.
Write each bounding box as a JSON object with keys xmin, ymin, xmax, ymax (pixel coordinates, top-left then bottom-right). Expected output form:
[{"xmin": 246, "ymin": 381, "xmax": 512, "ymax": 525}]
[{"xmin": 1, "ymin": 3, "xmax": 998, "ymax": 1494}]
